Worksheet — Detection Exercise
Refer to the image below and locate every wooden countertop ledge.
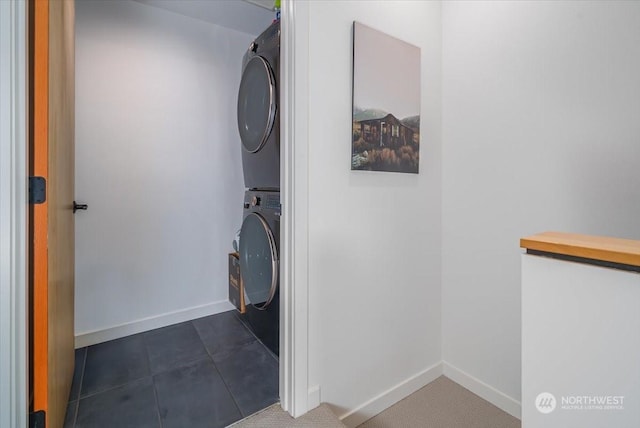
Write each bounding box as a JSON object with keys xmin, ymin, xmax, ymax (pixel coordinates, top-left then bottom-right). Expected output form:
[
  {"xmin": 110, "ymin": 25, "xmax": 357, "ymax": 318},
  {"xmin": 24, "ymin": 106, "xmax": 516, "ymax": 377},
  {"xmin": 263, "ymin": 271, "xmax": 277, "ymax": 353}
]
[{"xmin": 520, "ymin": 231, "xmax": 640, "ymax": 268}]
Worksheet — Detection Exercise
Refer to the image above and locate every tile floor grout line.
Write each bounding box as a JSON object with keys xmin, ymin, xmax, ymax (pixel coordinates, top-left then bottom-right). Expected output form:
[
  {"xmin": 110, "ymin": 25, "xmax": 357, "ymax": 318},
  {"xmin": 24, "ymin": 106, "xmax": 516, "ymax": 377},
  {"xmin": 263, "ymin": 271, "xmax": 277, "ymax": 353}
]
[
  {"xmin": 78, "ymin": 355, "xmax": 217, "ymax": 426},
  {"xmin": 77, "ymin": 374, "xmax": 152, "ymax": 401},
  {"xmin": 239, "ymin": 322, "xmax": 278, "ymax": 364},
  {"xmin": 211, "ymin": 354, "xmax": 246, "ymax": 421},
  {"xmin": 71, "ymin": 347, "xmax": 88, "ymax": 428},
  {"xmin": 192, "ymin": 320, "xmax": 246, "ymax": 421},
  {"xmin": 143, "ymin": 321, "xmax": 214, "ymax": 377},
  {"xmin": 190, "ymin": 319, "xmax": 211, "ymax": 357},
  {"xmin": 191, "ymin": 319, "xmax": 219, "ymax": 364},
  {"xmin": 213, "ymin": 338, "xmax": 280, "ymax": 419},
  {"xmin": 141, "ymin": 328, "xmax": 164, "ymax": 428},
  {"xmin": 69, "ymin": 312, "xmax": 278, "ymax": 427},
  {"xmin": 191, "ymin": 317, "xmax": 256, "ymax": 364},
  {"xmin": 71, "ymin": 400, "xmax": 79, "ymax": 428},
  {"xmin": 77, "ymin": 334, "xmax": 152, "ymax": 401},
  {"xmin": 150, "ymin": 377, "xmax": 164, "ymax": 428},
  {"xmin": 227, "ymin": 312, "xmax": 280, "ymax": 405},
  {"xmin": 232, "ymin": 311, "xmax": 278, "ymax": 363}
]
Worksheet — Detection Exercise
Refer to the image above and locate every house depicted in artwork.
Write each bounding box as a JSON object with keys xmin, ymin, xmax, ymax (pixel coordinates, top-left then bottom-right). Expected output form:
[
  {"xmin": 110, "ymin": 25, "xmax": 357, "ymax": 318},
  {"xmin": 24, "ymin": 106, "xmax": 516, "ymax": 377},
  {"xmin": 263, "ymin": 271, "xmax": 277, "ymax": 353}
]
[{"xmin": 357, "ymin": 113, "xmax": 416, "ymax": 148}]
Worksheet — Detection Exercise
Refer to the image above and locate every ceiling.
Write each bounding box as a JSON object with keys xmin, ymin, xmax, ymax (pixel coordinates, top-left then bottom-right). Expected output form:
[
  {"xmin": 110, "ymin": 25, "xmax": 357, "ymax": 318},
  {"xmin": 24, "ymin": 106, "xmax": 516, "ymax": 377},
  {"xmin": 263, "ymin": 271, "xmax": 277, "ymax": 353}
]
[{"xmin": 133, "ymin": 0, "xmax": 275, "ymax": 35}]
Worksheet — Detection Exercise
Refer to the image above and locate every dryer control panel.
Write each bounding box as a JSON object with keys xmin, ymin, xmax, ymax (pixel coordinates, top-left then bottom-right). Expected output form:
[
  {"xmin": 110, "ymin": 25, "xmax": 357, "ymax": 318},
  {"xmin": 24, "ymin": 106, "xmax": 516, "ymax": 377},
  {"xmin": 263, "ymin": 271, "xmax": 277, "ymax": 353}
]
[{"xmin": 264, "ymin": 194, "xmax": 280, "ymax": 211}]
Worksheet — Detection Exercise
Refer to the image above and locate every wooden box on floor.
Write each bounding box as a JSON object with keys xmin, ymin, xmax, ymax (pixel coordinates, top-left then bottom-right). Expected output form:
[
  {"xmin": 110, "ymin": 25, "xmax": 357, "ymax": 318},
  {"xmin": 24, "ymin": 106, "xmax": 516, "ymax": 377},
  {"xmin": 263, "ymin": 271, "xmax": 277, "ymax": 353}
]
[{"xmin": 228, "ymin": 252, "xmax": 245, "ymax": 313}]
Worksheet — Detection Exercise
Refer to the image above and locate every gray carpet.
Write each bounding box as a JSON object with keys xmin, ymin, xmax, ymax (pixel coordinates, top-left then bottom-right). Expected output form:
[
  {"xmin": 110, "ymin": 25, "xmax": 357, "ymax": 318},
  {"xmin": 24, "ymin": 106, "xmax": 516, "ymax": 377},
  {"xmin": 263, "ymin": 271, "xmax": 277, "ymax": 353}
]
[
  {"xmin": 229, "ymin": 376, "xmax": 520, "ymax": 428},
  {"xmin": 229, "ymin": 403, "xmax": 347, "ymax": 428},
  {"xmin": 358, "ymin": 376, "xmax": 521, "ymax": 428}
]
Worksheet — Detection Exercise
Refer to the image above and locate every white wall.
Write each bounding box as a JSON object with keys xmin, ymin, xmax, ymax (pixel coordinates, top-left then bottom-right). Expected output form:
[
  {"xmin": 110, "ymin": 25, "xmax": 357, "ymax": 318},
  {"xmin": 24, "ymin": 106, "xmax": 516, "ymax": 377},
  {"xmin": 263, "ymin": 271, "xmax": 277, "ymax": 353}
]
[
  {"xmin": 74, "ymin": 0, "xmax": 256, "ymax": 343},
  {"xmin": 305, "ymin": 1, "xmax": 442, "ymax": 425},
  {"xmin": 442, "ymin": 0, "xmax": 640, "ymax": 413},
  {"xmin": 522, "ymin": 255, "xmax": 640, "ymax": 427}
]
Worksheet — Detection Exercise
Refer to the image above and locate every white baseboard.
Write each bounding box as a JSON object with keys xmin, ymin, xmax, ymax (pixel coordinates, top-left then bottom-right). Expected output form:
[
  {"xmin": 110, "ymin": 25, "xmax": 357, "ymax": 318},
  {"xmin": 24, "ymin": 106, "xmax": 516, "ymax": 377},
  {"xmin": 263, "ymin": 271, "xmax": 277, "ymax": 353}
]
[
  {"xmin": 442, "ymin": 361, "xmax": 521, "ymax": 420},
  {"xmin": 340, "ymin": 362, "xmax": 443, "ymax": 428},
  {"xmin": 75, "ymin": 300, "xmax": 235, "ymax": 348},
  {"xmin": 308, "ymin": 385, "xmax": 321, "ymax": 411}
]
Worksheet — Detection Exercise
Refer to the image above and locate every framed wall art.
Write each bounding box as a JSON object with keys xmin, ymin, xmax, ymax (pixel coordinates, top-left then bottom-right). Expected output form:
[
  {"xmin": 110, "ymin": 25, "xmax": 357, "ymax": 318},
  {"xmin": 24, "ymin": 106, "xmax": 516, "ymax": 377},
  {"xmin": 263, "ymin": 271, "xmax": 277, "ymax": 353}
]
[{"xmin": 352, "ymin": 22, "xmax": 421, "ymax": 174}]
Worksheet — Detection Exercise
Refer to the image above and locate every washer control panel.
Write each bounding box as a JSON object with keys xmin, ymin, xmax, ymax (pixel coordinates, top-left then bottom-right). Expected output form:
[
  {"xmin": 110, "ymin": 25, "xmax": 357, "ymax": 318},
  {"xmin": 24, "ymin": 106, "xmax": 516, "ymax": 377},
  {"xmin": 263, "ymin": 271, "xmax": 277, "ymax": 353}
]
[{"xmin": 244, "ymin": 192, "xmax": 280, "ymax": 212}]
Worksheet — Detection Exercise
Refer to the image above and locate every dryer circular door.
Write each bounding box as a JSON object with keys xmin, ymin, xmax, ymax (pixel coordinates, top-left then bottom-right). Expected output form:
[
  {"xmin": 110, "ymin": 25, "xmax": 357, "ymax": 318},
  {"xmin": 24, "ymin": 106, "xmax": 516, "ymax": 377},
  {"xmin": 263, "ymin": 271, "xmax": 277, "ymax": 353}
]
[
  {"xmin": 237, "ymin": 56, "xmax": 277, "ymax": 154},
  {"xmin": 239, "ymin": 212, "xmax": 278, "ymax": 310}
]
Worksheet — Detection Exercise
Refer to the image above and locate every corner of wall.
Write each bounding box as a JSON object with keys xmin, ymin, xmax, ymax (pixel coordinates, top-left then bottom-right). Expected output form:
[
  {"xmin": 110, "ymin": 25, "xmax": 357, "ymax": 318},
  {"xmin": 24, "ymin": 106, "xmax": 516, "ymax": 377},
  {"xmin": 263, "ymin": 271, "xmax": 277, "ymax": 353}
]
[
  {"xmin": 442, "ymin": 362, "xmax": 522, "ymax": 419},
  {"xmin": 340, "ymin": 362, "xmax": 443, "ymax": 428}
]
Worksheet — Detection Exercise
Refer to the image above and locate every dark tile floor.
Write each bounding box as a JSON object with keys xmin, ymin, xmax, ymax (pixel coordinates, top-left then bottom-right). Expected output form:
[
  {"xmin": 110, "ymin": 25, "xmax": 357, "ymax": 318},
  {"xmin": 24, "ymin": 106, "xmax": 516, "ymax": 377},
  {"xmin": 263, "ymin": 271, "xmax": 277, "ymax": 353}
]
[{"xmin": 64, "ymin": 311, "xmax": 279, "ymax": 428}]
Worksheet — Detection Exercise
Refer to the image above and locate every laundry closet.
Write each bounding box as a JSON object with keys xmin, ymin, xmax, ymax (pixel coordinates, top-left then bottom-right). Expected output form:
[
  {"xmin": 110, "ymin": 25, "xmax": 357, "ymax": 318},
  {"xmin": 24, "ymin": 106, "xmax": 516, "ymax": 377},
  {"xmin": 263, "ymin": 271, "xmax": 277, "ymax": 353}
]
[
  {"xmin": 69, "ymin": 0, "xmax": 279, "ymax": 398},
  {"xmin": 74, "ymin": 0, "xmax": 278, "ymax": 346}
]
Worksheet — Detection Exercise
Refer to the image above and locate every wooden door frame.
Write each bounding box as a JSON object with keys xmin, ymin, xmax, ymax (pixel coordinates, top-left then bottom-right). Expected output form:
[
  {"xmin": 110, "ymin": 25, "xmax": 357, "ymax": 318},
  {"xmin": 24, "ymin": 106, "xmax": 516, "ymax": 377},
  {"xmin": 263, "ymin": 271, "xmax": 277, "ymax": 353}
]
[
  {"xmin": 0, "ymin": 1, "xmax": 29, "ymax": 427},
  {"xmin": 31, "ymin": 1, "xmax": 76, "ymax": 426}
]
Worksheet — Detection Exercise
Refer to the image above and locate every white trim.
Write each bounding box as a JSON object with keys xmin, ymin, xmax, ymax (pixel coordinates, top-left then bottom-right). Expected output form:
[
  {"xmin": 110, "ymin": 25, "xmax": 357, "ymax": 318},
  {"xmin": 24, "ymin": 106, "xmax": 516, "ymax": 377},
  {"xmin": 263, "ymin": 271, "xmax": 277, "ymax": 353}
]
[
  {"xmin": 443, "ymin": 361, "xmax": 522, "ymax": 419},
  {"xmin": 74, "ymin": 300, "xmax": 234, "ymax": 348},
  {"xmin": 340, "ymin": 362, "xmax": 444, "ymax": 428},
  {"xmin": 280, "ymin": 0, "xmax": 310, "ymax": 419},
  {"xmin": 307, "ymin": 385, "xmax": 321, "ymax": 411},
  {"xmin": 0, "ymin": 0, "xmax": 28, "ymax": 426}
]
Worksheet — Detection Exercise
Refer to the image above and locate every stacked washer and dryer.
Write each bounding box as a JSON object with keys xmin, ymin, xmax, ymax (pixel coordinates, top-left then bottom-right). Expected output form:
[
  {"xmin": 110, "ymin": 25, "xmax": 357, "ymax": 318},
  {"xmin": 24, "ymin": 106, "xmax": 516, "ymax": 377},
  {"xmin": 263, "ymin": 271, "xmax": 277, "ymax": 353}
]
[{"xmin": 236, "ymin": 21, "xmax": 280, "ymax": 356}]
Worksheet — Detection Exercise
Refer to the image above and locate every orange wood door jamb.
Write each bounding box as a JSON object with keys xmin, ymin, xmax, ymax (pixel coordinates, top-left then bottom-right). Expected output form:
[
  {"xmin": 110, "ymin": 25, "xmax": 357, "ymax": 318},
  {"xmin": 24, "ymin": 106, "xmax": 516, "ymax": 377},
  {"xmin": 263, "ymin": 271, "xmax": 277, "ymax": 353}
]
[{"xmin": 32, "ymin": 0, "xmax": 49, "ymax": 418}]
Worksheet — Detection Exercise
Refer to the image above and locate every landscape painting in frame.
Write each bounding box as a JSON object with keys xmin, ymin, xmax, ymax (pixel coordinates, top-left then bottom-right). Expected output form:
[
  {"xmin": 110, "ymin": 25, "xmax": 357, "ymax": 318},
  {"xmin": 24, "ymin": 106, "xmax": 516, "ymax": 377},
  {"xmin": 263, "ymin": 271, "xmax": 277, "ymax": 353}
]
[{"xmin": 352, "ymin": 22, "xmax": 421, "ymax": 173}]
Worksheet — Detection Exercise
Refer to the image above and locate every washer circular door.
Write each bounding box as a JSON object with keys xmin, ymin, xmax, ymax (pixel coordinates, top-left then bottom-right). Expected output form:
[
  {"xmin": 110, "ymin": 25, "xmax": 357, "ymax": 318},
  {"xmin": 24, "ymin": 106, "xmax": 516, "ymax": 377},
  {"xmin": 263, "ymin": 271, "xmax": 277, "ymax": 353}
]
[
  {"xmin": 237, "ymin": 56, "xmax": 277, "ymax": 154},
  {"xmin": 239, "ymin": 213, "xmax": 278, "ymax": 310}
]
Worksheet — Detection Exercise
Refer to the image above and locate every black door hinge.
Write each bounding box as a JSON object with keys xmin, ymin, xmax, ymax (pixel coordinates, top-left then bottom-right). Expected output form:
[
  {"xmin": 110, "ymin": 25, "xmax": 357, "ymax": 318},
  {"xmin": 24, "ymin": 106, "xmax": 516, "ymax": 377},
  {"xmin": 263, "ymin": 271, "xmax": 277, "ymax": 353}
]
[
  {"xmin": 29, "ymin": 176, "xmax": 46, "ymax": 204},
  {"xmin": 29, "ymin": 410, "xmax": 45, "ymax": 428}
]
